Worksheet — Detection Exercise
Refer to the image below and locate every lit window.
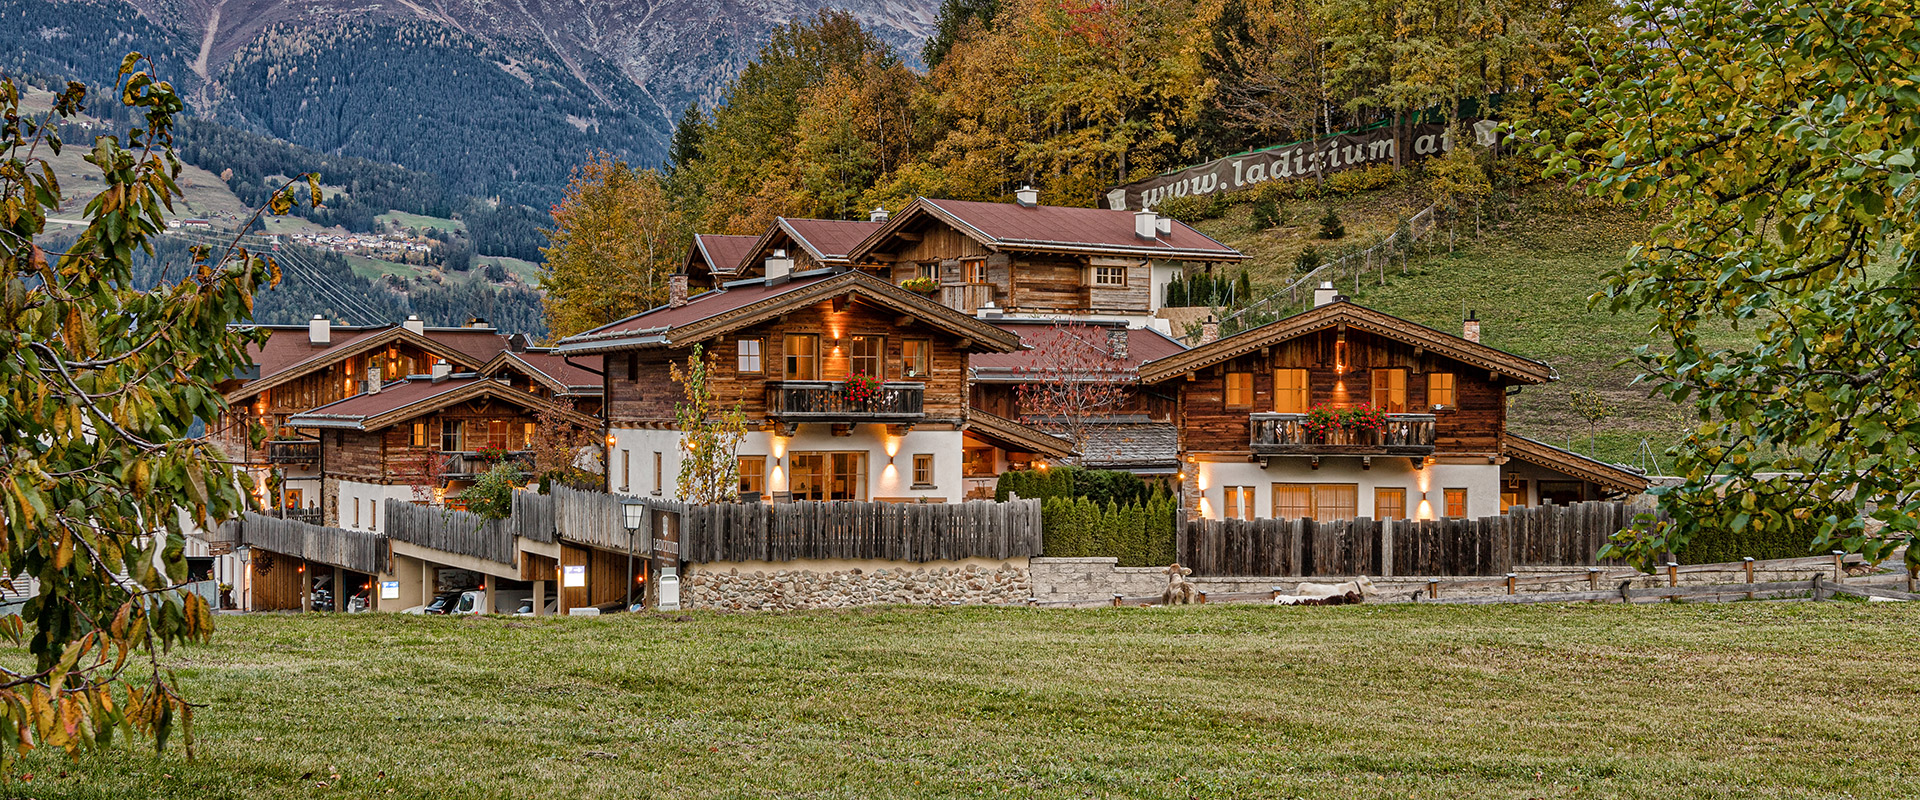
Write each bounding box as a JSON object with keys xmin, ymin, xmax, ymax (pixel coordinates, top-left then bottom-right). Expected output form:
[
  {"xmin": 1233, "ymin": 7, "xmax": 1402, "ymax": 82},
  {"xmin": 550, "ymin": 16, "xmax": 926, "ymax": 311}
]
[
  {"xmin": 521, "ymin": 422, "xmax": 536, "ymax": 450},
  {"xmin": 1273, "ymin": 368, "xmax": 1309, "ymax": 413},
  {"xmin": 738, "ymin": 456, "xmax": 765, "ymax": 498},
  {"xmin": 1427, "ymin": 372, "xmax": 1456, "ymax": 409},
  {"xmin": 738, "ymin": 338, "xmax": 763, "ymax": 373},
  {"xmin": 784, "ymin": 334, "xmax": 819, "ymax": 380},
  {"xmin": 487, "ymin": 419, "xmax": 509, "ymax": 451},
  {"xmin": 901, "ymin": 339, "xmax": 931, "ymax": 379},
  {"xmin": 1225, "ymin": 372, "xmax": 1253, "ymax": 409},
  {"xmin": 1272, "ymin": 483, "xmax": 1358, "ymax": 521},
  {"xmin": 652, "ymin": 452, "xmax": 663, "ymax": 495},
  {"xmin": 411, "ymin": 422, "xmax": 427, "ymax": 447},
  {"xmin": 1444, "ymin": 488, "xmax": 1468, "ymax": 518},
  {"xmin": 1371, "ymin": 368, "xmax": 1407, "ymax": 413},
  {"xmin": 850, "ymin": 335, "xmax": 884, "ymax": 379},
  {"xmin": 1374, "ymin": 488, "xmax": 1406, "ymax": 521},
  {"xmin": 1223, "ymin": 486, "xmax": 1255, "ymax": 520},
  {"xmin": 788, "ymin": 452, "xmax": 867, "ymax": 501},
  {"xmin": 1093, "ymin": 265, "xmax": 1127, "ymax": 286},
  {"xmin": 621, "ymin": 450, "xmax": 631, "ymax": 491},
  {"xmin": 912, "ymin": 454, "xmax": 934, "ymax": 487},
  {"xmin": 965, "ymin": 259, "xmax": 987, "ymax": 283}
]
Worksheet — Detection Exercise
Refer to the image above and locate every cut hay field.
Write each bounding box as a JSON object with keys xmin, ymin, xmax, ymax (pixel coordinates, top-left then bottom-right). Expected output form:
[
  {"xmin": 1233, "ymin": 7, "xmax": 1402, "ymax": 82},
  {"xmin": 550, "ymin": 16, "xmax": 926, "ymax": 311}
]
[{"xmin": 15, "ymin": 603, "xmax": 1919, "ymax": 799}]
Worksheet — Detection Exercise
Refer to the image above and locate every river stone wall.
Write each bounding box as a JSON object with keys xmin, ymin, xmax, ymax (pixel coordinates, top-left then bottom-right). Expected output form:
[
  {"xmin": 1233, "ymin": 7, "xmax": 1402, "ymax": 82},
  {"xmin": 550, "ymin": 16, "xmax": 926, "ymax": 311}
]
[{"xmin": 684, "ymin": 558, "xmax": 1032, "ymax": 611}]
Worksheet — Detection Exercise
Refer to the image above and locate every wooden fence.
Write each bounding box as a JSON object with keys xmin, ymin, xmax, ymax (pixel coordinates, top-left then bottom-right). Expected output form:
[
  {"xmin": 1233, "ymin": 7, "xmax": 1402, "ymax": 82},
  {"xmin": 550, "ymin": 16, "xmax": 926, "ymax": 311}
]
[
  {"xmin": 381, "ymin": 500, "xmax": 516, "ymax": 566},
  {"xmin": 678, "ymin": 499, "xmax": 1043, "ymax": 563},
  {"xmin": 547, "ymin": 486, "xmax": 1042, "ymax": 563},
  {"xmin": 1181, "ymin": 500, "xmax": 1634, "ymax": 577},
  {"xmin": 233, "ymin": 512, "xmax": 389, "ymax": 575}
]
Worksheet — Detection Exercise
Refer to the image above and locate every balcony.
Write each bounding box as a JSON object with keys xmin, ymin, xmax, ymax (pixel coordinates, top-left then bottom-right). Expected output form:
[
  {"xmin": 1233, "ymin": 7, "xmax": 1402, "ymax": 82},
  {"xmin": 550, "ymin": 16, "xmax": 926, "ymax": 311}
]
[
  {"xmin": 765, "ymin": 381, "xmax": 927, "ymax": 424},
  {"xmin": 1249, "ymin": 412, "xmax": 1436, "ymax": 457},
  {"xmin": 266, "ymin": 439, "xmax": 321, "ymax": 464},
  {"xmin": 939, "ymin": 283, "xmax": 996, "ymax": 314},
  {"xmin": 441, "ymin": 450, "xmax": 535, "ymax": 479},
  {"xmin": 265, "ymin": 507, "xmax": 322, "ymax": 526}
]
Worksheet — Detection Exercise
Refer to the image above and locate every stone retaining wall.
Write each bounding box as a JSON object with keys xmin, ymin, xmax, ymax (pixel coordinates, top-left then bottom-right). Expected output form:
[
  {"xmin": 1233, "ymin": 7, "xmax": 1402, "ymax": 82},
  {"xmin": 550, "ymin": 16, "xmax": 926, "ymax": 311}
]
[{"xmin": 685, "ymin": 558, "xmax": 1031, "ymax": 611}]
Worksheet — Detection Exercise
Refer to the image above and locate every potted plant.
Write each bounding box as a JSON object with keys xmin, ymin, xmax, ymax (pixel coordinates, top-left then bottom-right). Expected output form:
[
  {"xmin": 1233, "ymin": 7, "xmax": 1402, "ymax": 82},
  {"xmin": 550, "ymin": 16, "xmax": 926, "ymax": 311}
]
[
  {"xmin": 475, "ymin": 446, "xmax": 510, "ymax": 461},
  {"xmin": 218, "ymin": 582, "xmax": 234, "ymax": 609},
  {"xmin": 844, "ymin": 372, "xmax": 882, "ymax": 407},
  {"xmin": 899, "ymin": 276, "xmax": 938, "ymax": 294},
  {"xmin": 1304, "ymin": 404, "xmax": 1344, "ymax": 444}
]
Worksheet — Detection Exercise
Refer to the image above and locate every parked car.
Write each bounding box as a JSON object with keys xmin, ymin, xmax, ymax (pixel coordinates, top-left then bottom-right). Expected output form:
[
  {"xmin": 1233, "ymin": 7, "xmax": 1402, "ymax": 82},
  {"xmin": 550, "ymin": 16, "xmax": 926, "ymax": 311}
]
[
  {"xmin": 402, "ymin": 591, "xmax": 467, "ymax": 615},
  {"xmin": 513, "ymin": 597, "xmax": 558, "ymax": 616}
]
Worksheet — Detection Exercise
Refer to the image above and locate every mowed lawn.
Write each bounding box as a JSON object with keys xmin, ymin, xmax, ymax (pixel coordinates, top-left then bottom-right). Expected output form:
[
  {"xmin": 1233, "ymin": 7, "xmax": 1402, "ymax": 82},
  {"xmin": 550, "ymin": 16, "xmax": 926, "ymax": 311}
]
[{"xmin": 16, "ymin": 603, "xmax": 1920, "ymax": 799}]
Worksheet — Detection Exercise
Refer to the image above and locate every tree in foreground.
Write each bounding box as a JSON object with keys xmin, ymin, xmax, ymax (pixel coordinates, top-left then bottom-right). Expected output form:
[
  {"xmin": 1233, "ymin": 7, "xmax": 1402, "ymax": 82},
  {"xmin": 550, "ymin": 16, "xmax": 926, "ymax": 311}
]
[
  {"xmin": 1539, "ymin": 0, "xmax": 1920, "ymax": 569},
  {"xmin": 672, "ymin": 345, "xmax": 750, "ymax": 503},
  {"xmin": 0, "ymin": 55, "xmax": 313, "ymax": 764}
]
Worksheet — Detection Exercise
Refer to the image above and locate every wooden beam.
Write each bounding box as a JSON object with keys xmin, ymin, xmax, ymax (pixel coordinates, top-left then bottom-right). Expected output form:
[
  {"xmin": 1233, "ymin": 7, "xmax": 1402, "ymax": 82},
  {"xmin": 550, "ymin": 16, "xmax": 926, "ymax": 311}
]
[{"xmin": 895, "ymin": 231, "xmax": 923, "ymax": 242}]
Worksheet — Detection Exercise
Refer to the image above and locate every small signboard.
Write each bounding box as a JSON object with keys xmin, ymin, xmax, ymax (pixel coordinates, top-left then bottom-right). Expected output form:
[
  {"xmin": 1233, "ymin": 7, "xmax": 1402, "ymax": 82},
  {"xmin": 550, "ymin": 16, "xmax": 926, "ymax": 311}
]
[
  {"xmin": 562, "ymin": 564, "xmax": 587, "ymax": 588},
  {"xmin": 379, "ymin": 581, "xmax": 400, "ymax": 600}
]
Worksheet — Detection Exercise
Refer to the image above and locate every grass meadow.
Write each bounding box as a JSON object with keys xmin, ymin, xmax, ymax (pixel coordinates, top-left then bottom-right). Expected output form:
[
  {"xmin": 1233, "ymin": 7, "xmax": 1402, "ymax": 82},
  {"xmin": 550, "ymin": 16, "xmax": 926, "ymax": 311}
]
[{"xmin": 10, "ymin": 602, "xmax": 1918, "ymax": 799}]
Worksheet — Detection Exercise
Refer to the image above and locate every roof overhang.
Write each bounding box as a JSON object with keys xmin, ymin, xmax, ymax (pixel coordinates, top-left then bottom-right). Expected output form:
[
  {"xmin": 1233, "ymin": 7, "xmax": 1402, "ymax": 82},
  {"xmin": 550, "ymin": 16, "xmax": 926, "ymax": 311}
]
[
  {"xmin": 847, "ymin": 196, "xmax": 1247, "ymax": 264},
  {"xmin": 1504, "ymin": 434, "xmax": 1649, "ymax": 495},
  {"xmin": 1138, "ymin": 301, "xmax": 1556, "ymax": 385},
  {"xmin": 964, "ymin": 411, "xmax": 1075, "ymax": 458},
  {"xmin": 287, "ymin": 380, "xmax": 601, "ymax": 432},
  {"xmin": 228, "ymin": 327, "xmax": 488, "ymax": 403}
]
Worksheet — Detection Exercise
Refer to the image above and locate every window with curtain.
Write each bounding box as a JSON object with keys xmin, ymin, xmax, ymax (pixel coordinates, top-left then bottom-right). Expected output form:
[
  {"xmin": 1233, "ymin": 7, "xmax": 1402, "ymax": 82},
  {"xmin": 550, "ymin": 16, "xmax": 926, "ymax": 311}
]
[
  {"xmin": 738, "ymin": 338, "xmax": 763, "ymax": 373},
  {"xmin": 487, "ymin": 420, "xmax": 509, "ymax": 450},
  {"xmin": 1271, "ymin": 483, "xmax": 1359, "ymax": 521},
  {"xmin": 1370, "ymin": 368, "xmax": 1407, "ymax": 412},
  {"xmin": 1225, "ymin": 372, "xmax": 1253, "ymax": 408},
  {"xmin": 1223, "ymin": 486, "xmax": 1256, "ymax": 520},
  {"xmin": 441, "ymin": 419, "xmax": 463, "ymax": 452},
  {"xmin": 901, "ymin": 339, "xmax": 930, "ymax": 379},
  {"xmin": 1444, "ymin": 488, "xmax": 1468, "ymax": 518},
  {"xmin": 1273, "ymin": 368, "xmax": 1309, "ymax": 413},
  {"xmin": 784, "ymin": 334, "xmax": 819, "ymax": 380},
  {"xmin": 738, "ymin": 456, "xmax": 765, "ymax": 498},
  {"xmin": 1374, "ymin": 488, "xmax": 1406, "ymax": 521},
  {"xmin": 1427, "ymin": 372, "xmax": 1456, "ymax": 408},
  {"xmin": 850, "ymin": 335, "xmax": 885, "ymax": 379},
  {"xmin": 912, "ymin": 454, "xmax": 934, "ymax": 487}
]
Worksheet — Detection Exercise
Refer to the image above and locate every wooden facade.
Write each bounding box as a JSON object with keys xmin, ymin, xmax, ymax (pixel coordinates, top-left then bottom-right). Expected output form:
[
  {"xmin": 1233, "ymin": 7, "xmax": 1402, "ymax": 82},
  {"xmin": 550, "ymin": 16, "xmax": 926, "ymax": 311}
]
[
  {"xmin": 605, "ymin": 298, "xmax": 976, "ymax": 427},
  {"xmin": 1171, "ymin": 327, "xmax": 1508, "ymax": 456},
  {"xmin": 865, "ymin": 236, "xmax": 1155, "ymax": 317}
]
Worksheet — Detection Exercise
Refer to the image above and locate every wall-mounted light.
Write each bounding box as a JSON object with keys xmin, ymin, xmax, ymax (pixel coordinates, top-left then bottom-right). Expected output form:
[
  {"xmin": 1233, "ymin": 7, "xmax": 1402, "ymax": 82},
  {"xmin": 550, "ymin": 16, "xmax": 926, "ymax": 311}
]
[{"xmin": 1334, "ymin": 332, "xmax": 1348, "ymax": 374}]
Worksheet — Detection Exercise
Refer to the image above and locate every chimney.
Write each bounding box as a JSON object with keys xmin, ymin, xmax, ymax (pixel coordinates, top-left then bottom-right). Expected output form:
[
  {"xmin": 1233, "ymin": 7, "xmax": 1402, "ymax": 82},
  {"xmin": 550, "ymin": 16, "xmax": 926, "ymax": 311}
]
[
  {"xmin": 669, "ymin": 273, "xmax": 689, "ymax": 308},
  {"xmin": 1107, "ymin": 327, "xmax": 1130, "ymax": 361},
  {"xmin": 1156, "ymin": 217, "xmax": 1172, "ymax": 236},
  {"xmin": 366, "ymin": 364, "xmax": 382, "ymax": 395},
  {"xmin": 1135, "ymin": 209, "xmax": 1159, "ymax": 239},
  {"xmin": 1312, "ymin": 281, "xmax": 1339, "ymax": 308},
  {"xmin": 403, "ymin": 314, "xmax": 425, "ymax": 335},
  {"xmin": 508, "ymin": 333, "xmax": 529, "ymax": 353},
  {"xmin": 1464, "ymin": 310, "xmax": 1481, "ymax": 343},
  {"xmin": 465, "ymin": 317, "xmax": 492, "ymax": 330},
  {"xmin": 1200, "ymin": 315, "xmax": 1220, "ymax": 344},
  {"xmin": 868, "ymin": 205, "xmax": 890, "ymax": 223},
  {"xmin": 431, "ymin": 359, "xmax": 451, "ymax": 383},
  {"xmin": 308, "ymin": 314, "xmax": 331, "ymax": 346},
  {"xmin": 764, "ymin": 248, "xmax": 793, "ymax": 283},
  {"xmin": 1014, "ymin": 185, "xmax": 1039, "ymax": 207}
]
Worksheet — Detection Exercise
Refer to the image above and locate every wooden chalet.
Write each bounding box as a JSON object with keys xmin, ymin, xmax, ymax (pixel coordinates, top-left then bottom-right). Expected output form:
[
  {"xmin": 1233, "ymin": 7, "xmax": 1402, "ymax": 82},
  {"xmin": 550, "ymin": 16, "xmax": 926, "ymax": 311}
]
[
  {"xmin": 1137, "ymin": 288, "xmax": 1647, "ymax": 522},
  {"xmin": 286, "ymin": 373, "xmax": 600, "ymax": 529},
  {"xmin": 683, "ymin": 233, "xmax": 760, "ymax": 291},
  {"xmin": 554, "ymin": 268, "xmax": 1066, "ymax": 504},
  {"xmin": 733, "ymin": 217, "xmax": 885, "ymax": 278},
  {"xmin": 844, "ymin": 193, "xmax": 1245, "ymax": 319}
]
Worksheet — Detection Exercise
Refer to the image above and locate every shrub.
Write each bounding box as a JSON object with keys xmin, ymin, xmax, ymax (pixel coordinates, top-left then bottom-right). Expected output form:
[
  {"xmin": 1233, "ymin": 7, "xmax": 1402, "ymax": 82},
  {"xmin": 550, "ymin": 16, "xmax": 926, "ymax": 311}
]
[
  {"xmin": 1318, "ymin": 208, "xmax": 1346, "ymax": 239},
  {"xmin": 899, "ymin": 275, "xmax": 938, "ymax": 293},
  {"xmin": 1233, "ymin": 271, "xmax": 1253, "ymax": 308},
  {"xmin": 465, "ymin": 463, "xmax": 523, "ymax": 520},
  {"xmin": 1327, "ymin": 163, "xmax": 1396, "ymax": 195},
  {"xmin": 1165, "ymin": 277, "xmax": 1188, "ymax": 307},
  {"xmin": 1250, "ymin": 196, "xmax": 1283, "ymax": 229},
  {"xmin": 1296, "ymin": 245, "xmax": 1323, "ymax": 272},
  {"xmin": 1674, "ymin": 504, "xmax": 1841, "ymax": 565}
]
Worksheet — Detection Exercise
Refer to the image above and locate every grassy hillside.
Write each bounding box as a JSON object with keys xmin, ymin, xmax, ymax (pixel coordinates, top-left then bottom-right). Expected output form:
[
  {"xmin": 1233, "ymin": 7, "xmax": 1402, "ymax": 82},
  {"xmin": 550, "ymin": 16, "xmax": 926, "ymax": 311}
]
[
  {"xmin": 1194, "ymin": 186, "xmax": 1697, "ymax": 473},
  {"xmin": 16, "ymin": 605, "xmax": 1916, "ymax": 798}
]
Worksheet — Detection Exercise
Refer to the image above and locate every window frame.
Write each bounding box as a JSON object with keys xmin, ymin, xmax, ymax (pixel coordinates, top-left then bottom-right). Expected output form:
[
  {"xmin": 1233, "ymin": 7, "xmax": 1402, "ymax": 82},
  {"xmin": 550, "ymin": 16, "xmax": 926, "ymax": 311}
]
[
  {"xmin": 1443, "ymin": 487, "xmax": 1468, "ymax": 518},
  {"xmin": 1092, "ymin": 265, "xmax": 1128, "ymax": 287},
  {"xmin": 487, "ymin": 419, "xmax": 509, "ymax": 451},
  {"xmin": 901, "ymin": 339, "xmax": 931, "ymax": 380},
  {"xmin": 1271, "ymin": 482, "xmax": 1360, "ymax": 522},
  {"xmin": 652, "ymin": 452, "xmax": 664, "ymax": 496},
  {"xmin": 964, "ymin": 259, "xmax": 988, "ymax": 284},
  {"xmin": 411, "ymin": 421, "xmax": 427, "ymax": 448},
  {"xmin": 849, "ymin": 334, "xmax": 885, "ymax": 380},
  {"xmin": 783, "ymin": 334, "xmax": 820, "ymax": 381},
  {"xmin": 738, "ymin": 455, "xmax": 766, "ymax": 499},
  {"xmin": 1374, "ymin": 487, "xmax": 1407, "ymax": 521},
  {"xmin": 441, "ymin": 419, "xmax": 463, "ymax": 452},
  {"xmin": 1427, "ymin": 372, "xmax": 1456, "ymax": 409},
  {"xmin": 1225, "ymin": 371, "xmax": 1254, "ymax": 409},
  {"xmin": 1370, "ymin": 368, "xmax": 1408, "ymax": 413},
  {"xmin": 1272, "ymin": 368, "xmax": 1309, "ymax": 413},
  {"xmin": 788, "ymin": 451, "xmax": 867, "ymax": 501},
  {"xmin": 737, "ymin": 337, "xmax": 764, "ymax": 374},
  {"xmin": 1222, "ymin": 486, "xmax": 1256, "ymax": 521},
  {"xmin": 911, "ymin": 453, "xmax": 935, "ymax": 488}
]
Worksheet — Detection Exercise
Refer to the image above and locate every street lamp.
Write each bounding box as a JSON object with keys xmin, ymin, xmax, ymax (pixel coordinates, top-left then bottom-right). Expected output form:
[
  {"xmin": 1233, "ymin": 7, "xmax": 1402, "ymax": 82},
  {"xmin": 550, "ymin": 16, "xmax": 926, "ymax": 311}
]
[{"xmin": 622, "ymin": 497, "xmax": 646, "ymax": 610}]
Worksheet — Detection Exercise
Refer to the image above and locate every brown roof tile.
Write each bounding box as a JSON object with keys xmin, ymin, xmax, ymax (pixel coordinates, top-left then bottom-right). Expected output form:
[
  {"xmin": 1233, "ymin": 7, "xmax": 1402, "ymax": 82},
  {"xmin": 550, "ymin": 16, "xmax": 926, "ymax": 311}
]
[
  {"xmin": 970, "ymin": 321, "xmax": 1187, "ymax": 378},
  {"xmin": 690, "ymin": 234, "xmax": 760, "ymax": 274},
  {"xmin": 861, "ymin": 198, "xmax": 1242, "ymax": 261}
]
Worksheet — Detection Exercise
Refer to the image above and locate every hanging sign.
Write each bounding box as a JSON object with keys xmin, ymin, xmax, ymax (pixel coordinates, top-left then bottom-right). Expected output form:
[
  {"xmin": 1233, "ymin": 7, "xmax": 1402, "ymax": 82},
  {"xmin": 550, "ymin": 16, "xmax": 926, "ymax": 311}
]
[
  {"xmin": 562, "ymin": 564, "xmax": 587, "ymax": 588},
  {"xmin": 379, "ymin": 581, "xmax": 400, "ymax": 600}
]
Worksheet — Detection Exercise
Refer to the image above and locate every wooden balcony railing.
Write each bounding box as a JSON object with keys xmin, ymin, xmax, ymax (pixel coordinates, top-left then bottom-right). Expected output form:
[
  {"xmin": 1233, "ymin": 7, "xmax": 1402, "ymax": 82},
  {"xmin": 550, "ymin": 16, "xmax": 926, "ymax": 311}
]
[
  {"xmin": 939, "ymin": 283, "xmax": 996, "ymax": 314},
  {"xmin": 441, "ymin": 450, "xmax": 535, "ymax": 478},
  {"xmin": 1249, "ymin": 412, "xmax": 1437, "ymax": 456},
  {"xmin": 765, "ymin": 381, "xmax": 927, "ymax": 423},
  {"xmin": 265, "ymin": 507, "xmax": 322, "ymax": 526},
  {"xmin": 266, "ymin": 439, "xmax": 320, "ymax": 464}
]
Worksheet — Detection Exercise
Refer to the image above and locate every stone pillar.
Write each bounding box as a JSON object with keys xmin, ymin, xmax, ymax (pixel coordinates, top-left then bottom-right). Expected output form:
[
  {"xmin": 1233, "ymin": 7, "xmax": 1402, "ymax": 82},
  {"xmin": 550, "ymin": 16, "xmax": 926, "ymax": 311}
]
[
  {"xmin": 423, "ymin": 565, "xmax": 438, "ymax": 607},
  {"xmin": 483, "ymin": 580, "xmax": 497, "ymax": 616},
  {"xmin": 1181, "ymin": 462, "xmax": 1203, "ymax": 522}
]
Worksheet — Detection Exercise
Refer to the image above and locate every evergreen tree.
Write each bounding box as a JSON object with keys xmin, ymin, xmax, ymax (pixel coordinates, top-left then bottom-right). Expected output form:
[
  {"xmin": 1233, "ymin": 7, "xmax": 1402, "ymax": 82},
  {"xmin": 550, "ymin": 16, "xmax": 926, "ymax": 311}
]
[
  {"xmin": 1235, "ymin": 271, "xmax": 1254, "ymax": 308},
  {"xmin": 1319, "ymin": 208, "xmax": 1346, "ymax": 239},
  {"xmin": 922, "ymin": 0, "xmax": 1002, "ymax": 68},
  {"xmin": 667, "ymin": 101, "xmax": 707, "ymax": 176},
  {"xmin": 1166, "ymin": 276, "xmax": 1188, "ymax": 307}
]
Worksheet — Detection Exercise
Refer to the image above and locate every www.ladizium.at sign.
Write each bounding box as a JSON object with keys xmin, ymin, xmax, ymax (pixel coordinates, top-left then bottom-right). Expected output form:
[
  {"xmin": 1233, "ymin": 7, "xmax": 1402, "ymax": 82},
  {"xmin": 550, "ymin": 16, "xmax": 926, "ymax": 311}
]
[{"xmin": 1102, "ymin": 121, "xmax": 1495, "ymax": 211}]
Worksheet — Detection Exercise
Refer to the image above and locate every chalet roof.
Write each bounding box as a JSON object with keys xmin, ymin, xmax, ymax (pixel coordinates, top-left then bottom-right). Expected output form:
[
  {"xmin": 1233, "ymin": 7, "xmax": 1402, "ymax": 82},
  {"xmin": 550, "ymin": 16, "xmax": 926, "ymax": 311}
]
[
  {"xmin": 1504, "ymin": 434, "xmax": 1649, "ymax": 495},
  {"xmin": 685, "ymin": 233, "xmax": 759, "ymax": 276},
  {"xmin": 229, "ymin": 324, "xmax": 495, "ymax": 402},
  {"xmin": 552, "ymin": 270, "xmax": 1023, "ymax": 355},
  {"xmin": 738, "ymin": 218, "xmax": 884, "ymax": 273},
  {"xmin": 1137, "ymin": 300, "xmax": 1556, "ymax": 385},
  {"xmin": 485, "ymin": 351, "xmax": 603, "ymax": 395},
  {"xmin": 286, "ymin": 376, "xmax": 598, "ymax": 432},
  {"xmin": 970, "ymin": 321, "xmax": 1187, "ymax": 381},
  {"xmin": 849, "ymin": 197, "xmax": 1246, "ymax": 262},
  {"xmin": 1075, "ymin": 419, "xmax": 1181, "ymax": 471},
  {"xmin": 964, "ymin": 410, "xmax": 1074, "ymax": 459}
]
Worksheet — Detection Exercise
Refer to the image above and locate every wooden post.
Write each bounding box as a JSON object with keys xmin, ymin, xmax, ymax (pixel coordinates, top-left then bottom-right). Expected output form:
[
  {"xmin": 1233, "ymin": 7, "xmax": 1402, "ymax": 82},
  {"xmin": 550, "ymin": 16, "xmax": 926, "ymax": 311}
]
[
  {"xmin": 1831, "ymin": 550, "xmax": 1846, "ymax": 583},
  {"xmin": 300, "ymin": 561, "xmax": 312, "ymax": 613},
  {"xmin": 1271, "ymin": 585, "xmax": 1283, "ymax": 602},
  {"xmin": 1812, "ymin": 574, "xmax": 1826, "ymax": 601},
  {"xmin": 1112, "ymin": 593, "xmax": 1123, "ymax": 607},
  {"xmin": 1379, "ymin": 519, "xmax": 1394, "ymax": 578},
  {"xmin": 1908, "ymin": 565, "xmax": 1916, "ymax": 594},
  {"xmin": 1587, "ymin": 567, "xmax": 1600, "ymax": 592},
  {"xmin": 1666, "ymin": 561, "xmax": 1679, "ymax": 601},
  {"xmin": 532, "ymin": 580, "xmax": 547, "ymax": 617},
  {"xmin": 1505, "ymin": 572, "xmax": 1516, "ymax": 595},
  {"xmin": 1743, "ymin": 557, "xmax": 1755, "ymax": 600},
  {"xmin": 1197, "ymin": 591, "xmax": 1209, "ymax": 605},
  {"xmin": 483, "ymin": 579, "xmax": 497, "ymax": 616},
  {"xmin": 1427, "ymin": 579, "xmax": 1439, "ymax": 599},
  {"xmin": 331, "ymin": 565, "xmax": 344, "ymax": 612}
]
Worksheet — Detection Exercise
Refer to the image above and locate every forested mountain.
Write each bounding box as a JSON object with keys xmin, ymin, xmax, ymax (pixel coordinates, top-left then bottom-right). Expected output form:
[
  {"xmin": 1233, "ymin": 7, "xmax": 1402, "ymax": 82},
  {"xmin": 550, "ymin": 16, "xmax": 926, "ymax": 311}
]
[{"xmin": 0, "ymin": 0, "xmax": 940, "ymax": 208}]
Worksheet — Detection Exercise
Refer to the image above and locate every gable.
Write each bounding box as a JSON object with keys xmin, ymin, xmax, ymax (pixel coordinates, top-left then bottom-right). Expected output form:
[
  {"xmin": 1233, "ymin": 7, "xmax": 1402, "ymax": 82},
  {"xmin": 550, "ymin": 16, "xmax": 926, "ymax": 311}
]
[{"xmin": 228, "ymin": 327, "xmax": 489, "ymax": 402}]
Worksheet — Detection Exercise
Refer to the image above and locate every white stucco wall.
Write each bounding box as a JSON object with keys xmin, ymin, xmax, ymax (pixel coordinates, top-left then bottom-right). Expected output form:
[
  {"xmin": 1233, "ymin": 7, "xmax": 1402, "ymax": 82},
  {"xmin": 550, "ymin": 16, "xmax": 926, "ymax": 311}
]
[
  {"xmin": 1193, "ymin": 457, "xmax": 1501, "ymax": 521},
  {"xmin": 609, "ymin": 424, "xmax": 966, "ymax": 502},
  {"xmin": 336, "ymin": 479, "xmax": 421, "ymax": 532}
]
